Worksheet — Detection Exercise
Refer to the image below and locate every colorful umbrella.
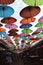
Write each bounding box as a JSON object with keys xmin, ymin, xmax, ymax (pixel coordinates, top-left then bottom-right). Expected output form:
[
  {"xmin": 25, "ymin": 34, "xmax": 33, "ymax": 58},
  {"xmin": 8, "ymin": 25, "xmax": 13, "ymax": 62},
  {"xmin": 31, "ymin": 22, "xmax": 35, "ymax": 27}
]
[
  {"xmin": 38, "ymin": 16, "xmax": 43, "ymax": 23},
  {"xmin": 0, "ymin": 6, "xmax": 14, "ymax": 18},
  {"xmin": 5, "ymin": 24, "xmax": 18, "ymax": 29},
  {"xmin": 22, "ymin": 29, "xmax": 33, "ymax": 34},
  {"xmin": 0, "ymin": 28, "xmax": 5, "ymax": 32},
  {"xmin": 0, "ymin": 24, "xmax": 3, "ymax": 27},
  {"xmin": 20, "ymin": 17, "xmax": 36, "ymax": 24},
  {"xmin": 23, "ymin": 0, "xmax": 43, "ymax": 6},
  {"xmin": 20, "ymin": 24, "xmax": 32, "ymax": 28},
  {"xmin": 0, "ymin": 0, "xmax": 15, "ymax": 4},
  {"xmin": 1, "ymin": 17, "xmax": 17, "ymax": 24},
  {"xmin": 20, "ymin": 6, "xmax": 40, "ymax": 18},
  {"xmin": 35, "ymin": 23, "xmax": 43, "ymax": 27},
  {"xmin": 13, "ymin": 34, "xmax": 20, "ymax": 38}
]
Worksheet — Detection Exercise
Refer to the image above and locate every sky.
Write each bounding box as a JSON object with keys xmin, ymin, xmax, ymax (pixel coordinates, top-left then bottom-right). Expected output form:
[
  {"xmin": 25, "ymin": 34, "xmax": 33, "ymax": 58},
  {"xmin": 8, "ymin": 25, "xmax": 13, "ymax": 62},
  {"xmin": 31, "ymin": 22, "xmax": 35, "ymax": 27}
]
[{"xmin": 0, "ymin": 0, "xmax": 43, "ymax": 34}]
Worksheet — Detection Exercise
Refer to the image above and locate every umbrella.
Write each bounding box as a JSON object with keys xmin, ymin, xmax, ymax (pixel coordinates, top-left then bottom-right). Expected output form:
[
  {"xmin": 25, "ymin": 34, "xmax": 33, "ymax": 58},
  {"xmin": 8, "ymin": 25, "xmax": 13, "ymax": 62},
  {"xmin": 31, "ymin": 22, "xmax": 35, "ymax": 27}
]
[
  {"xmin": 20, "ymin": 36, "xmax": 27, "ymax": 39},
  {"xmin": 23, "ymin": 0, "xmax": 43, "ymax": 6},
  {"xmin": 20, "ymin": 33, "xmax": 28, "ymax": 36},
  {"xmin": 0, "ymin": 24, "xmax": 3, "ymax": 27},
  {"xmin": 8, "ymin": 29, "xmax": 18, "ymax": 33},
  {"xmin": 1, "ymin": 17, "xmax": 17, "ymax": 24},
  {"xmin": 0, "ymin": 0, "xmax": 15, "ymax": 4},
  {"xmin": 13, "ymin": 34, "xmax": 20, "ymax": 38},
  {"xmin": 5, "ymin": 24, "xmax": 18, "ymax": 29},
  {"xmin": 3, "ymin": 34, "xmax": 10, "ymax": 38},
  {"xmin": 35, "ymin": 23, "xmax": 43, "ymax": 27},
  {"xmin": 8, "ymin": 33, "xmax": 18, "ymax": 36},
  {"xmin": 35, "ymin": 27, "xmax": 43, "ymax": 32},
  {"xmin": 20, "ymin": 24, "xmax": 32, "ymax": 28},
  {"xmin": 0, "ymin": 28, "xmax": 5, "ymax": 32},
  {"xmin": 5, "ymin": 38, "xmax": 14, "ymax": 45},
  {"xmin": 0, "ymin": 6, "xmax": 14, "ymax": 18},
  {"xmin": 22, "ymin": 29, "xmax": 33, "ymax": 34},
  {"xmin": 20, "ymin": 6, "xmax": 40, "ymax": 18},
  {"xmin": 20, "ymin": 17, "xmax": 36, "ymax": 24},
  {"xmin": 38, "ymin": 16, "xmax": 43, "ymax": 23},
  {"xmin": 0, "ymin": 32, "xmax": 6, "ymax": 38}
]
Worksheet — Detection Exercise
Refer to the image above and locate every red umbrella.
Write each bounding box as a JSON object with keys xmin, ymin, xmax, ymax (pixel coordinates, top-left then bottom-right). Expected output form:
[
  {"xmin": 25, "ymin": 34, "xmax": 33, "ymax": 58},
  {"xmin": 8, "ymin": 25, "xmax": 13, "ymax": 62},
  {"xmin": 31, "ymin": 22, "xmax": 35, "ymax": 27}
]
[
  {"xmin": 0, "ymin": 24, "xmax": 3, "ymax": 27},
  {"xmin": 1, "ymin": 17, "xmax": 17, "ymax": 24},
  {"xmin": 8, "ymin": 29, "xmax": 18, "ymax": 33},
  {"xmin": 0, "ymin": 0, "xmax": 15, "ymax": 4},
  {"xmin": 20, "ymin": 6, "xmax": 40, "ymax": 18}
]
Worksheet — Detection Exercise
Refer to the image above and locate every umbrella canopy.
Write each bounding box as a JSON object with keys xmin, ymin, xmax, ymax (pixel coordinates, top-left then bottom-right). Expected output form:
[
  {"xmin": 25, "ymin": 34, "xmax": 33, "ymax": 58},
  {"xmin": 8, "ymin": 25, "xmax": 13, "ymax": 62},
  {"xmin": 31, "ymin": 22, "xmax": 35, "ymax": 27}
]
[
  {"xmin": 35, "ymin": 23, "xmax": 43, "ymax": 27},
  {"xmin": 20, "ymin": 17, "xmax": 36, "ymax": 24},
  {"xmin": 8, "ymin": 29, "xmax": 18, "ymax": 33},
  {"xmin": 5, "ymin": 24, "xmax": 18, "ymax": 29},
  {"xmin": 8, "ymin": 33, "xmax": 17, "ymax": 36},
  {"xmin": 35, "ymin": 27, "xmax": 43, "ymax": 32},
  {"xmin": 0, "ymin": 6, "xmax": 14, "ymax": 18},
  {"xmin": 20, "ymin": 24, "xmax": 32, "ymax": 28},
  {"xmin": 1, "ymin": 17, "xmax": 17, "ymax": 24},
  {"xmin": 38, "ymin": 32, "xmax": 43, "ymax": 37},
  {"xmin": 0, "ymin": 32, "xmax": 6, "ymax": 35},
  {"xmin": 20, "ymin": 6, "xmax": 40, "ymax": 18},
  {"xmin": 0, "ymin": 28, "xmax": 5, "ymax": 32},
  {"xmin": 20, "ymin": 33, "xmax": 28, "ymax": 36},
  {"xmin": 0, "ymin": 24, "xmax": 3, "ymax": 27},
  {"xmin": 23, "ymin": 0, "xmax": 43, "ymax": 6},
  {"xmin": 22, "ymin": 29, "xmax": 33, "ymax": 34},
  {"xmin": 0, "ymin": 0, "xmax": 15, "ymax": 5},
  {"xmin": 20, "ymin": 36, "xmax": 27, "ymax": 39},
  {"xmin": 38, "ymin": 16, "xmax": 43, "ymax": 23}
]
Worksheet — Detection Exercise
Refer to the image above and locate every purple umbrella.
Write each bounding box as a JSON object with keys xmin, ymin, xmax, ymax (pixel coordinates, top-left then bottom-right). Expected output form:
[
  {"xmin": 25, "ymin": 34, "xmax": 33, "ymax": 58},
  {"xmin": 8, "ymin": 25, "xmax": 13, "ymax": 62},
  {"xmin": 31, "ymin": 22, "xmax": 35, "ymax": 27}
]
[
  {"xmin": 35, "ymin": 27, "xmax": 43, "ymax": 32},
  {"xmin": 5, "ymin": 24, "xmax": 18, "ymax": 29},
  {"xmin": 38, "ymin": 16, "xmax": 43, "ymax": 23}
]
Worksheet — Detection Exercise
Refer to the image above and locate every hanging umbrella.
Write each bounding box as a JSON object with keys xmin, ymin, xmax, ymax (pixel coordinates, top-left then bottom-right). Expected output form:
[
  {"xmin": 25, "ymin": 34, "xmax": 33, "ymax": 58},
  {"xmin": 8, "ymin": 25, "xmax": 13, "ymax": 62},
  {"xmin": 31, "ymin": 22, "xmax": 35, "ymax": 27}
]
[
  {"xmin": 23, "ymin": 0, "xmax": 43, "ymax": 6},
  {"xmin": 5, "ymin": 24, "xmax": 18, "ymax": 29},
  {"xmin": 0, "ymin": 6, "xmax": 14, "ymax": 18},
  {"xmin": 20, "ymin": 33, "xmax": 28, "ymax": 36},
  {"xmin": 5, "ymin": 38, "xmax": 14, "ymax": 45},
  {"xmin": 22, "ymin": 29, "xmax": 33, "ymax": 34},
  {"xmin": 38, "ymin": 16, "xmax": 43, "ymax": 23},
  {"xmin": 1, "ymin": 17, "xmax": 17, "ymax": 24},
  {"xmin": 0, "ymin": 28, "xmax": 5, "ymax": 32},
  {"xmin": 20, "ymin": 24, "xmax": 32, "ymax": 28},
  {"xmin": 20, "ymin": 6, "xmax": 40, "ymax": 18},
  {"xmin": 0, "ymin": 24, "xmax": 3, "ymax": 27},
  {"xmin": 0, "ymin": 0, "xmax": 15, "ymax": 4},
  {"xmin": 35, "ymin": 27, "xmax": 43, "ymax": 32},
  {"xmin": 20, "ymin": 17, "xmax": 36, "ymax": 24},
  {"xmin": 3, "ymin": 34, "xmax": 10, "ymax": 38},
  {"xmin": 13, "ymin": 34, "xmax": 20, "ymax": 38},
  {"xmin": 35, "ymin": 23, "xmax": 43, "ymax": 27},
  {"xmin": 8, "ymin": 29, "xmax": 18, "ymax": 33},
  {"xmin": 38, "ymin": 32, "xmax": 43, "ymax": 38}
]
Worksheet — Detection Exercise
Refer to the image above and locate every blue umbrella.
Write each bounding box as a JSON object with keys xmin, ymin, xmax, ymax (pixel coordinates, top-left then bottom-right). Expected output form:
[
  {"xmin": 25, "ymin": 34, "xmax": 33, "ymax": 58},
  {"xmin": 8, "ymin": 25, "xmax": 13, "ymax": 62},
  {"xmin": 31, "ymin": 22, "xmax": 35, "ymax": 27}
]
[
  {"xmin": 20, "ymin": 24, "xmax": 32, "ymax": 28},
  {"xmin": 0, "ymin": 5, "xmax": 14, "ymax": 18},
  {"xmin": 0, "ymin": 32, "xmax": 6, "ymax": 38},
  {"xmin": 20, "ymin": 36, "xmax": 27, "ymax": 39}
]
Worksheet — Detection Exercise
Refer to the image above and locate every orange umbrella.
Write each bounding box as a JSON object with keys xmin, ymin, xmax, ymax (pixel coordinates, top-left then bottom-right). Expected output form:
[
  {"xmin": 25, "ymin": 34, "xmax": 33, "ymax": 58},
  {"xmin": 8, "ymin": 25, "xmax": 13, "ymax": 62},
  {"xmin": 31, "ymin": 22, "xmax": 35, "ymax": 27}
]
[
  {"xmin": 0, "ymin": 28, "xmax": 5, "ymax": 32},
  {"xmin": 13, "ymin": 34, "xmax": 20, "ymax": 38},
  {"xmin": 6, "ymin": 38, "xmax": 14, "ymax": 45},
  {"xmin": 20, "ymin": 17, "xmax": 36, "ymax": 24},
  {"xmin": 0, "ymin": 0, "xmax": 15, "ymax": 5},
  {"xmin": 1, "ymin": 17, "xmax": 17, "ymax": 24}
]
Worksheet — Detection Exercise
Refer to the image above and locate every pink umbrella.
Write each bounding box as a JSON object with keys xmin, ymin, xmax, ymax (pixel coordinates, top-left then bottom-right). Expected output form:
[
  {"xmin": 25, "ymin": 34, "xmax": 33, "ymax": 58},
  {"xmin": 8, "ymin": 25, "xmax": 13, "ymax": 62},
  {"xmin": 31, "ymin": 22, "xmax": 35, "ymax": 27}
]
[
  {"xmin": 20, "ymin": 33, "xmax": 28, "ymax": 36},
  {"xmin": 28, "ymin": 35, "xmax": 35, "ymax": 39},
  {"xmin": 36, "ymin": 27, "xmax": 43, "ymax": 32},
  {"xmin": 5, "ymin": 24, "xmax": 18, "ymax": 29},
  {"xmin": 38, "ymin": 16, "xmax": 43, "ymax": 23}
]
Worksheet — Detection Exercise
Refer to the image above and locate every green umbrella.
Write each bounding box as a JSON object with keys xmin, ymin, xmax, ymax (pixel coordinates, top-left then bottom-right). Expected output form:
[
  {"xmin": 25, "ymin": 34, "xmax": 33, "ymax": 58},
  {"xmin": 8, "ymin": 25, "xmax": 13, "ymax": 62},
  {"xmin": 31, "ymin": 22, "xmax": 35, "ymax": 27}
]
[
  {"xmin": 22, "ymin": 29, "xmax": 33, "ymax": 34},
  {"xmin": 23, "ymin": 0, "xmax": 43, "ymax": 6},
  {"xmin": 35, "ymin": 23, "xmax": 43, "ymax": 27}
]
